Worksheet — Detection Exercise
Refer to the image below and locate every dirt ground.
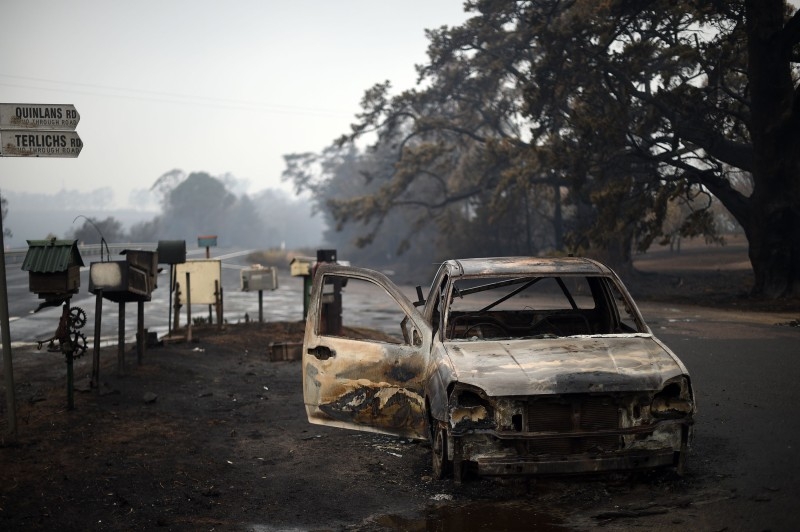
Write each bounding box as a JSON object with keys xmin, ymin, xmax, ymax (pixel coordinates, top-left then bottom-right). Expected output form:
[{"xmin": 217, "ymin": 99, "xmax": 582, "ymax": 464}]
[
  {"xmin": 2, "ymin": 321, "xmax": 705, "ymax": 532},
  {"xmin": 1, "ymin": 239, "xmax": 798, "ymax": 531},
  {"xmin": 1, "ymin": 321, "xmax": 434, "ymax": 531}
]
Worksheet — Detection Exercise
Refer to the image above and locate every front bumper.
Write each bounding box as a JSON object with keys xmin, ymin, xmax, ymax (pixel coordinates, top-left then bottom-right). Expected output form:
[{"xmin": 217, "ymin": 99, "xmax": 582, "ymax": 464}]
[
  {"xmin": 476, "ymin": 449, "xmax": 677, "ymax": 476},
  {"xmin": 452, "ymin": 419, "xmax": 692, "ymax": 476}
]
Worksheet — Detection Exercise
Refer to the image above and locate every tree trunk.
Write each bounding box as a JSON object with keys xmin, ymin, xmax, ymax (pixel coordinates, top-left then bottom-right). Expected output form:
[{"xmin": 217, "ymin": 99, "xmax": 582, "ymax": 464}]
[
  {"xmin": 746, "ymin": 190, "xmax": 800, "ymax": 298},
  {"xmin": 745, "ymin": 0, "xmax": 800, "ymax": 298},
  {"xmin": 592, "ymin": 229, "xmax": 635, "ymax": 278}
]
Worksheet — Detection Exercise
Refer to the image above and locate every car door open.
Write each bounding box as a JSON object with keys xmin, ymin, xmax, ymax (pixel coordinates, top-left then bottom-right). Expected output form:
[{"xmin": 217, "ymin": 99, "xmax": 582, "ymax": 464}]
[{"xmin": 302, "ymin": 265, "xmax": 431, "ymax": 440}]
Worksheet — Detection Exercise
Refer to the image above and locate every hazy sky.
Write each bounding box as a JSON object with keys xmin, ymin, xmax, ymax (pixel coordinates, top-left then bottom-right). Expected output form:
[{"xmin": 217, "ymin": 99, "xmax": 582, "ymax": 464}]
[{"xmin": 1, "ymin": 1, "xmax": 469, "ymax": 210}]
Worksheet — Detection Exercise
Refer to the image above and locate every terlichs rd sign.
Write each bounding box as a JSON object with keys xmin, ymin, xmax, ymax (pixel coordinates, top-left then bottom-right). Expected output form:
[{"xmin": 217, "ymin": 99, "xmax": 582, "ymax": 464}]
[{"xmin": 0, "ymin": 103, "xmax": 83, "ymax": 157}]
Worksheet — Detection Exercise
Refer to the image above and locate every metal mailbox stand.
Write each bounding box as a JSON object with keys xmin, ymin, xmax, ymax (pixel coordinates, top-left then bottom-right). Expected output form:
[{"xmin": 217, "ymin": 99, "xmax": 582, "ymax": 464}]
[
  {"xmin": 241, "ymin": 265, "xmax": 278, "ymax": 322},
  {"xmin": 89, "ymin": 249, "xmax": 158, "ymax": 381},
  {"xmin": 156, "ymin": 240, "xmax": 186, "ymax": 339},
  {"xmin": 315, "ymin": 250, "xmax": 342, "ymax": 336},
  {"xmin": 21, "ymin": 239, "xmax": 85, "ymax": 409},
  {"xmin": 290, "ymin": 256, "xmax": 314, "ymax": 319}
]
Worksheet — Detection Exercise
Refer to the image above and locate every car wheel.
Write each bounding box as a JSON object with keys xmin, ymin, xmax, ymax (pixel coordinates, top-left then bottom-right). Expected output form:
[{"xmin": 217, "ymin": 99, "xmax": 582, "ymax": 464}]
[
  {"xmin": 431, "ymin": 425, "xmax": 448, "ymax": 479},
  {"xmin": 451, "ymin": 436, "xmax": 467, "ymax": 484},
  {"xmin": 675, "ymin": 441, "xmax": 688, "ymax": 476},
  {"xmin": 673, "ymin": 428, "xmax": 690, "ymax": 477}
]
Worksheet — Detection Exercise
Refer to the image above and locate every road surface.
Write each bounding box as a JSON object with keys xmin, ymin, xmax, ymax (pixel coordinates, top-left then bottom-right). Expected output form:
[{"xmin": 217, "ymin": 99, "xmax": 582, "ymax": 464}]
[{"xmin": 4, "ymin": 247, "xmax": 306, "ymax": 348}]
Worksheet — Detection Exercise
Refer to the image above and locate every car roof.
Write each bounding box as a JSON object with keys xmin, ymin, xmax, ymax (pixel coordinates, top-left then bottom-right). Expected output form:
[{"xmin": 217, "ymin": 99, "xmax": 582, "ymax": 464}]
[{"xmin": 442, "ymin": 256, "xmax": 614, "ymax": 277}]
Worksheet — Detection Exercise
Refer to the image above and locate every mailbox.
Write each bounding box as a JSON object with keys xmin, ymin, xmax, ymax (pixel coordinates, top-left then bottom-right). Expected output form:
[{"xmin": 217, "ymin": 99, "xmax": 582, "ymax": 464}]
[
  {"xmin": 241, "ymin": 266, "xmax": 278, "ymax": 292},
  {"xmin": 290, "ymin": 256, "xmax": 313, "ymax": 277},
  {"xmin": 157, "ymin": 240, "xmax": 186, "ymax": 265},
  {"xmin": 21, "ymin": 239, "xmax": 84, "ymax": 301},
  {"xmin": 291, "ymin": 250, "xmax": 338, "ymax": 321},
  {"xmin": 89, "ymin": 261, "xmax": 151, "ymax": 302},
  {"xmin": 317, "ymin": 249, "xmax": 337, "ymax": 263},
  {"xmin": 89, "ymin": 247, "xmax": 160, "ymax": 303},
  {"xmin": 121, "ymin": 249, "xmax": 158, "ymax": 290}
]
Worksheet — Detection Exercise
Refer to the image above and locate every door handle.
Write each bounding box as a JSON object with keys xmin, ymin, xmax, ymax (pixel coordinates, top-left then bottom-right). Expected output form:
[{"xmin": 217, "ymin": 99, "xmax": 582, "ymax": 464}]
[{"xmin": 307, "ymin": 345, "xmax": 335, "ymax": 360}]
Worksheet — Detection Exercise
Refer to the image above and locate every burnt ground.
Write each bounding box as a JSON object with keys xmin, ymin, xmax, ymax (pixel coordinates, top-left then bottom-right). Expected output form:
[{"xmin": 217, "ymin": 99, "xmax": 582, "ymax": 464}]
[
  {"xmin": 1, "ymin": 322, "xmax": 702, "ymax": 532},
  {"xmin": 628, "ymin": 234, "xmax": 799, "ymax": 313},
  {"xmin": 1, "ymin": 238, "xmax": 798, "ymax": 531}
]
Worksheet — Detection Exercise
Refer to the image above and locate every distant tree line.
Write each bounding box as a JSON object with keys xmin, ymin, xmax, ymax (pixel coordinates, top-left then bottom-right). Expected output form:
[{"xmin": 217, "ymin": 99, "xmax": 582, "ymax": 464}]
[
  {"xmin": 283, "ymin": 1, "xmax": 800, "ymax": 298},
  {"xmin": 70, "ymin": 170, "xmax": 323, "ymax": 249}
]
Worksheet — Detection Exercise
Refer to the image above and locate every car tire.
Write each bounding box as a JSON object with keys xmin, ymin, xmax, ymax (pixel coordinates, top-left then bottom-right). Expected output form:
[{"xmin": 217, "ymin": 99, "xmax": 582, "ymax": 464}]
[
  {"xmin": 451, "ymin": 435, "xmax": 467, "ymax": 484},
  {"xmin": 675, "ymin": 442, "xmax": 687, "ymax": 476},
  {"xmin": 431, "ymin": 425, "xmax": 448, "ymax": 480}
]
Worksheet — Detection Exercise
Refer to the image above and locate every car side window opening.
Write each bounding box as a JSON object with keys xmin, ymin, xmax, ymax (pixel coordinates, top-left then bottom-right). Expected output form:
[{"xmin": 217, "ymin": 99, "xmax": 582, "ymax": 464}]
[
  {"xmin": 317, "ymin": 275, "xmax": 414, "ymax": 345},
  {"xmin": 427, "ymin": 275, "xmax": 448, "ymax": 340},
  {"xmin": 604, "ymin": 278, "xmax": 641, "ymax": 333},
  {"xmin": 445, "ymin": 275, "xmax": 637, "ymax": 340}
]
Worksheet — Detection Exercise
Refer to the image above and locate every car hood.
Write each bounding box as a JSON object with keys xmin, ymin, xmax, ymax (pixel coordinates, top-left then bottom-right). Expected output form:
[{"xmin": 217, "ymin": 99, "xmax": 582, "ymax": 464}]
[{"xmin": 443, "ymin": 334, "xmax": 684, "ymax": 396}]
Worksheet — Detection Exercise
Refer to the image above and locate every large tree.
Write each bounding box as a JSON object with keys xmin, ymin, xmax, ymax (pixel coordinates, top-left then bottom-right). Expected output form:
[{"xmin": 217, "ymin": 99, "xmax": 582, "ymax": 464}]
[
  {"xmin": 742, "ymin": 0, "xmax": 800, "ymax": 296},
  {"xmin": 152, "ymin": 171, "xmax": 263, "ymax": 247},
  {"xmin": 532, "ymin": 0, "xmax": 800, "ymax": 297},
  {"xmin": 324, "ymin": 0, "xmax": 799, "ymax": 298}
]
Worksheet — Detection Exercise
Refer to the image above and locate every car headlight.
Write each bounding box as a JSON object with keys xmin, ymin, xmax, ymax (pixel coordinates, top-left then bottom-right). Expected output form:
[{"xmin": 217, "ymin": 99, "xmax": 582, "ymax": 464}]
[
  {"xmin": 449, "ymin": 386, "xmax": 495, "ymax": 430},
  {"xmin": 650, "ymin": 378, "xmax": 694, "ymax": 419}
]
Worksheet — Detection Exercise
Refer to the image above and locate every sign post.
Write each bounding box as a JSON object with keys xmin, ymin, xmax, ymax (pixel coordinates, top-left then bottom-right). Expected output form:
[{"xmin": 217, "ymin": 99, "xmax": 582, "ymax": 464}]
[
  {"xmin": 1, "ymin": 102, "xmax": 84, "ymax": 435},
  {"xmin": 0, "ymin": 209, "xmax": 16, "ymax": 436}
]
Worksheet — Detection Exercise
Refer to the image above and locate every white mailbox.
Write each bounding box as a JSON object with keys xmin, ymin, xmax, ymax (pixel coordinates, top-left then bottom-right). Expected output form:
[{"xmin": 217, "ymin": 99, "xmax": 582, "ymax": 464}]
[
  {"xmin": 89, "ymin": 261, "xmax": 151, "ymax": 302},
  {"xmin": 241, "ymin": 265, "xmax": 278, "ymax": 292}
]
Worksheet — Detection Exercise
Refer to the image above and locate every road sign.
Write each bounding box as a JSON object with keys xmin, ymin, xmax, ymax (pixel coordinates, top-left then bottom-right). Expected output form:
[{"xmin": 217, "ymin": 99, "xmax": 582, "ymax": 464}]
[
  {"xmin": 0, "ymin": 103, "xmax": 80, "ymax": 130},
  {"xmin": 0, "ymin": 129, "xmax": 83, "ymax": 158}
]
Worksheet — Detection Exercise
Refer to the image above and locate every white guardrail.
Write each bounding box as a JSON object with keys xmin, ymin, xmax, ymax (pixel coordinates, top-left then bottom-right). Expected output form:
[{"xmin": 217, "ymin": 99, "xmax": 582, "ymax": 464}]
[{"xmin": 3, "ymin": 242, "xmax": 158, "ymax": 264}]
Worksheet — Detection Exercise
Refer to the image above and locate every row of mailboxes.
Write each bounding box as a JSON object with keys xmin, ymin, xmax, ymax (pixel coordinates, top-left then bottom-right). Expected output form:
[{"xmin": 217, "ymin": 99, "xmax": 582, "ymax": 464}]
[
  {"xmin": 22, "ymin": 239, "xmax": 187, "ymax": 305},
  {"xmin": 22, "ymin": 241, "xmax": 331, "ymax": 325}
]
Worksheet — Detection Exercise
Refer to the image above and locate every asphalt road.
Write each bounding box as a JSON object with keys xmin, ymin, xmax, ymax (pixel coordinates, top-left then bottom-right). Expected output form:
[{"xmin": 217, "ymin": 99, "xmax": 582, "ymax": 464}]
[{"xmin": 636, "ymin": 303, "xmax": 800, "ymax": 531}]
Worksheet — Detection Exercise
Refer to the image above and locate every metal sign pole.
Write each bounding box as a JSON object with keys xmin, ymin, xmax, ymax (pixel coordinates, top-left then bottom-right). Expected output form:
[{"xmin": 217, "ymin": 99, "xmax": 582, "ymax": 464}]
[
  {"xmin": 168, "ymin": 265, "xmax": 174, "ymax": 336},
  {"xmin": 63, "ymin": 301, "xmax": 74, "ymax": 410},
  {"xmin": 117, "ymin": 302, "xmax": 125, "ymax": 375},
  {"xmin": 0, "ymin": 211, "xmax": 17, "ymax": 436},
  {"xmin": 91, "ymin": 290, "xmax": 102, "ymax": 389},
  {"xmin": 137, "ymin": 301, "xmax": 144, "ymax": 365},
  {"xmin": 186, "ymin": 272, "xmax": 192, "ymax": 342}
]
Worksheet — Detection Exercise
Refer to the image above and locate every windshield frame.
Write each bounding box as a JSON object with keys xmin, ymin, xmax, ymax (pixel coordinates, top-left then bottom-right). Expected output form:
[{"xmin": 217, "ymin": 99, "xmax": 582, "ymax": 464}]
[{"xmin": 442, "ymin": 272, "xmax": 648, "ymax": 341}]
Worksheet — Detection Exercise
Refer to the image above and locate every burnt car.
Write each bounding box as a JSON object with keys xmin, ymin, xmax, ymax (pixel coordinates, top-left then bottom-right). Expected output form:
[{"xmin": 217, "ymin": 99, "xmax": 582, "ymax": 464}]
[{"xmin": 302, "ymin": 257, "xmax": 695, "ymax": 481}]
